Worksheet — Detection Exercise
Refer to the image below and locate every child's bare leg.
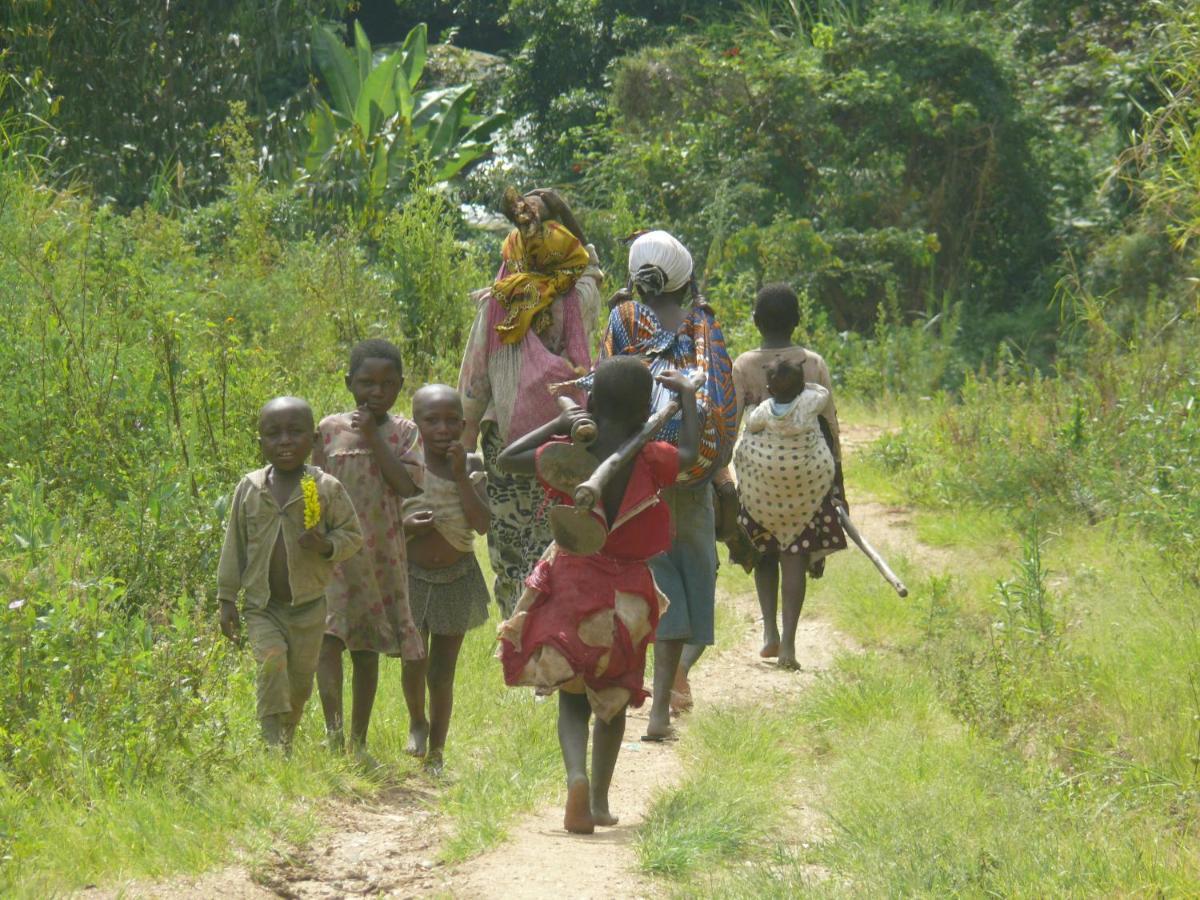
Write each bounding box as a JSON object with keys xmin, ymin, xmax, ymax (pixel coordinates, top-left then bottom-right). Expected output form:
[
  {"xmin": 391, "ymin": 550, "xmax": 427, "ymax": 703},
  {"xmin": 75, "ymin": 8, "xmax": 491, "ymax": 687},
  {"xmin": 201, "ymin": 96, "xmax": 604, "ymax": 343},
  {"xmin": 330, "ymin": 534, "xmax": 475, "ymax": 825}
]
[
  {"xmin": 425, "ymin": 633, "xmax": 465, "ymax": 773},
  {"xmin": 260, "ymin": 713, "xmax": 284, "ymax": 747},
  {"xmin": 558, "ymin": 691, "xmax": 595, "ymax": 834},
  {"xmin": 671, "ymin": 643, "xmax": 705, "ymax": 713},
  {"xmin": 401, "ymin": 638, "xmax": 430, "ymax": 756},
  {"xmin": 348, "ymin": 650, "xmax": 379, "ymax": 750},
  {"xmin": 317, "ymin": 635, "xmax": 345, "ymax": 749},
  {"xmin": 590, "ymin": 707, "xmax": 626, "ymax": 826},
  {"xmin": 754, "ymin": 553, "xmax": 781, "ymax": 656},
  {"xmin": 647, "ymin": 638, "xmax": 683, "ymax": 738},
  {"xmin": 777, "ymin": 554, "xmax": 808, "ymax": 669}
]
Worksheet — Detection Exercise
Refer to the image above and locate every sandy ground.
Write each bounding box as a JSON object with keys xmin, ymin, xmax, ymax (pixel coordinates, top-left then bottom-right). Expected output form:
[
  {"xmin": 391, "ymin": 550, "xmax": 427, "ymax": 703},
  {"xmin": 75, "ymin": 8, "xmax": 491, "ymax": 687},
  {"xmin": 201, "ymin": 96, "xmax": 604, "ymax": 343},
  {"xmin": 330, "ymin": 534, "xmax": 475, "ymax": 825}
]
[{"xmin": 84, "ymin": 424, "xmax": 925, "ymax": 900}]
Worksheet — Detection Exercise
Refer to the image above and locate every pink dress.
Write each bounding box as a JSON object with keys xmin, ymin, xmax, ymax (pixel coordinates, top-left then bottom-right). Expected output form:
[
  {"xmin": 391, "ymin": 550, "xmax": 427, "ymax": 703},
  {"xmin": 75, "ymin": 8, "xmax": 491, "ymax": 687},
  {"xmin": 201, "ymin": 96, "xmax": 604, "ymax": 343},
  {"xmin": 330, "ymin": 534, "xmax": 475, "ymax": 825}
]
[{"xmin": 317, "ymin": 412, "xmax": 425, "ymax": 660}]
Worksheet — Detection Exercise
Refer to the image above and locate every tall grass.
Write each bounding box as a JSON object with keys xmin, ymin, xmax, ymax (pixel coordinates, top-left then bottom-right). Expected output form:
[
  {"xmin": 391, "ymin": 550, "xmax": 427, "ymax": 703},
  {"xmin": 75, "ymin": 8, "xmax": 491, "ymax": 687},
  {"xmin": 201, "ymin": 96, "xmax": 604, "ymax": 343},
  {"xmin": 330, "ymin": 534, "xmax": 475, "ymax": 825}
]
[{"xmin": 639, "ymin": 495, "xmax": 1200, "ymax": 895}]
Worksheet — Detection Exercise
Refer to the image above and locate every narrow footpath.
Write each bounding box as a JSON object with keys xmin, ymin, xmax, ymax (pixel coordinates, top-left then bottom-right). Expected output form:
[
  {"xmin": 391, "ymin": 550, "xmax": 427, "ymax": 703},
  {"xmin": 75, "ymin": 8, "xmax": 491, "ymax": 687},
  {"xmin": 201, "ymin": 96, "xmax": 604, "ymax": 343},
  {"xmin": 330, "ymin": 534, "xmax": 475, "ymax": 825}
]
[{"xmin": 89, "ymin": 425, "xmax": 943, "ymax": 899}]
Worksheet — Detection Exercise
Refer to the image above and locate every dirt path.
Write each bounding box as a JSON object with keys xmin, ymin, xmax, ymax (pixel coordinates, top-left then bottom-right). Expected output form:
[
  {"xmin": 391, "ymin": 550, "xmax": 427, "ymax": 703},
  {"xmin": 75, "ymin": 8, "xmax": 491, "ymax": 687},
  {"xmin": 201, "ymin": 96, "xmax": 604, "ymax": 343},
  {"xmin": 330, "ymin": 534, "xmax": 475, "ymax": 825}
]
[
  {"xmin": 87, "ymin": 424, "xmax": 926, "ymax": 899},
  {"xmin": 442, "ymin": 594, "xmax": 854, "ymax": 899}
]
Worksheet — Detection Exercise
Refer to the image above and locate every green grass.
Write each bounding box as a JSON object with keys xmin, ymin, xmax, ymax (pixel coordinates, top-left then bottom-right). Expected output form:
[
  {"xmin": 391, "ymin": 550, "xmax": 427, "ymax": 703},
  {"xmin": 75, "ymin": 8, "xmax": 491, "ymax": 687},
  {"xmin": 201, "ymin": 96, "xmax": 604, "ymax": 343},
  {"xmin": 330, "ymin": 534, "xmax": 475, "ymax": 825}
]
[
  {"xmin": 0, "ymin": 536, "xmax": 563, "ymax": 895},
  {"xmin": 636, "ymin": 483, "xmax": 1200, "ymax": 895},
  {"xmin": 635, "ymin": 707, "xmax": 796, "ymax": 879}
]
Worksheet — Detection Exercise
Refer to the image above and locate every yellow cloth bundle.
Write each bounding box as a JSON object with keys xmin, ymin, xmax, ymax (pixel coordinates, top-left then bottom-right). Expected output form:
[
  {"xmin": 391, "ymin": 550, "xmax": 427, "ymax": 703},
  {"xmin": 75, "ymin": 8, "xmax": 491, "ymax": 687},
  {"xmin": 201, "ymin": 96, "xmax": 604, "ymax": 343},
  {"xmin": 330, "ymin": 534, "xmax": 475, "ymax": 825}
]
[{"xmin": 492, "ymin": 220, "xmax": 589, "ymax": 345}]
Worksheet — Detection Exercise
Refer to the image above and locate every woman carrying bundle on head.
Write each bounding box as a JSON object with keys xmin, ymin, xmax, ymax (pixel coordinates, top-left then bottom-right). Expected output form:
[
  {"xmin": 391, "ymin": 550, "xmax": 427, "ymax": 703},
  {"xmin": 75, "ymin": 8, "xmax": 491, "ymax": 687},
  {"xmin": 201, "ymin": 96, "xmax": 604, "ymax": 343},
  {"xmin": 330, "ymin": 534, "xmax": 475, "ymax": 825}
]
[{"xmin": 458, "ymin": 188, "xmax": 604, "ymax": 618}]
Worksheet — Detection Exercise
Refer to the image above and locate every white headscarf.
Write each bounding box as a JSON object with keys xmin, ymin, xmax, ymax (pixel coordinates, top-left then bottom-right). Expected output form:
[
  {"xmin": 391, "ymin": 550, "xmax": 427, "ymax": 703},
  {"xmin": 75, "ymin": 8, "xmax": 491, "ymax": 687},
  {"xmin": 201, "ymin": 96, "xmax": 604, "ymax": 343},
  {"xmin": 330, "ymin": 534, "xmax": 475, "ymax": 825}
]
[{"xmin": 628, "ymin": 230, "xmax": 693, "ymax": 296}]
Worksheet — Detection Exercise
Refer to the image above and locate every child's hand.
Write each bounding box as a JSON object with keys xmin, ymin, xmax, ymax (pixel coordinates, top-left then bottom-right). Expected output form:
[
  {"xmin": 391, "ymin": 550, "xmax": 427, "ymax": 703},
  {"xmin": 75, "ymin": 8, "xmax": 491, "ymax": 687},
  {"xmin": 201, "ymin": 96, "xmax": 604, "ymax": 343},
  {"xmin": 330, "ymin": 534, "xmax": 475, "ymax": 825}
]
[
  {"xmin": 404, "ymin": 508, "xmax": 435, "ymax": 535},
  {"xmin": 554, "ymin": 404, "xmax": 592, "ymax": 437},
  {"xmin": 447, "ymin": 441, "xmax": 470, "ymax": 481},
  {"xmin": 298, "ymin": 526, "xmax": 333, "ymax": 557},
  {"xmin": 607, "ymin": 287, "xmax": 633, "ymax": 309},
  {"xmin": 656, "ymin": 369, "xmax": 698, "ymax": 396},
  {"xmin": 351, "ymin": 404, "xmax": 377, "ymax": 438},
  {"xmin": 219, "ymin": 599, "xmax": 241, "ymax": 644}
]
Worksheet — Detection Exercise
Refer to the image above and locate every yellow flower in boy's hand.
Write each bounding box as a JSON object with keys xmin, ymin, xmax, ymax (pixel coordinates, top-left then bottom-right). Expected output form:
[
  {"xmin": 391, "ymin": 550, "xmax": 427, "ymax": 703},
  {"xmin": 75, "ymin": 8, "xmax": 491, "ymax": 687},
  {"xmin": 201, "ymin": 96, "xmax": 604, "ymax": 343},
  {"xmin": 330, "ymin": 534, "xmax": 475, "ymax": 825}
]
[{"xmin": 301, "ymin": 474, "xmax": 321, "ymax": 529}]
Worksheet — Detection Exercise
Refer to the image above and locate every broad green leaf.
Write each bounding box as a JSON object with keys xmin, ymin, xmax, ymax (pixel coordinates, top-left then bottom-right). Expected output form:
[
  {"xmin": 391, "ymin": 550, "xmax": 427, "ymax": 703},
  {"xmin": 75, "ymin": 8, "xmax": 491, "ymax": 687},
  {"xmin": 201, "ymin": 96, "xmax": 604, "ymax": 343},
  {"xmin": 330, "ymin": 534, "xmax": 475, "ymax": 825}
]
[
  {"xmin": 311, "ymin": 25, "xmax": 359, "ymax": 117},
  {"xmin": 303, "ymin": 105, "xmax": 336, "ymax": 172},
  {"xmin": 400, "ymin": 23, "xmax": 427, "ymax": 89},
  {"xmin": 355, "ymin": 50, "xmax": 401, "ymax": 135},
  {"xmin": 429, "ymin": 89, "xmax": 471, "ymax": 159},
  {"xmin": 434, "ymin": 142, "xmax": 489, "ymax": 181},
  {"xmin": 354, "ymin": 20, "xmax": 372, "ymax": 86},
  {"xmin": 413, "ymin": 86, "xmax": 467, "ymax": 131},
  {"xmin": 460, "ymin": 111, "xmax": 507, "ymax": 144},
  {"xmin": 395, "ymin": 68, "xmax": 414, "ymax": 122},
  {"xmin": 369, "ymin": 138, "xmax": 390, "ymax": 198}
]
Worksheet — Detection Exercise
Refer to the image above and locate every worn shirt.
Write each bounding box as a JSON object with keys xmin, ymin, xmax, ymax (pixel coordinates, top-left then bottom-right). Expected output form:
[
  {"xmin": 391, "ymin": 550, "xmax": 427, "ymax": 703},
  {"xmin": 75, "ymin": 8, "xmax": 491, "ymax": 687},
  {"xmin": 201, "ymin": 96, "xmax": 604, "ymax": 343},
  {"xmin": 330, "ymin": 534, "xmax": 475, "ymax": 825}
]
[{"xmin": 216, "ymin": 464, "xmax": 363, "ymax": 609}]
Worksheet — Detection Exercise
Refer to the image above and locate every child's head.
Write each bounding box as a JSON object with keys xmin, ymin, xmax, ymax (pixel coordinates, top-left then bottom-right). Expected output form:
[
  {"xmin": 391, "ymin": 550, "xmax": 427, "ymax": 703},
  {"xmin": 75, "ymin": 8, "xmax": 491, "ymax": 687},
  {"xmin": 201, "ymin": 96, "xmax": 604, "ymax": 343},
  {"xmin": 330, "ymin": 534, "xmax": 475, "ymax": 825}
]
[
  {"xmin": 753, "ymin": 283, "xmax": 801, "ymax": 341},
  {"xmin": 501, "ymin": 186, "xmax": 545, "ymax": 231},
  {"xmin": 346, "ymin": 339, "xmax": 404, "ymax": 419},
  {"xmin": 589, "ymin": 356, "xmax": 653, "ymax": 430},
  {"xmin": 765, "ymin": 357, "xmax": 807, "ymax": 403},
  {"xmin": 412, "ymin": 384, "xmax": 464, "ymax": 457},
  {"xmin": 258, "ymin": 396, "xmax": 315, "ymax": 472}
]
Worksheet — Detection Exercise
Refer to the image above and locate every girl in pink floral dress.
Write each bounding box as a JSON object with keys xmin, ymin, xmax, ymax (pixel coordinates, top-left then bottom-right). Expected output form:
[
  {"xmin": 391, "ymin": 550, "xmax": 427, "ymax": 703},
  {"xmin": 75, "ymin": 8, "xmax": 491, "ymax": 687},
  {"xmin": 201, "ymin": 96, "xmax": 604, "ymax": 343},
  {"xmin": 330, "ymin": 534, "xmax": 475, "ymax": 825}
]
[{"xmin": 314, "ymin": 339, "xmax": 426, "ymax": 757}]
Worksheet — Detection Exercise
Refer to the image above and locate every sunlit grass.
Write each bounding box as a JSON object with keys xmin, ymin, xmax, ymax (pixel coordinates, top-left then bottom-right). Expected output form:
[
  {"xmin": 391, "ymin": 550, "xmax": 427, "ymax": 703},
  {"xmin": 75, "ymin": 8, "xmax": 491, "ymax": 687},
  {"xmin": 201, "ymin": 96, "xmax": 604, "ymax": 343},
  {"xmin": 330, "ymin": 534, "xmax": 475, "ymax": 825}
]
[{"xmin": 0, "ymin": 535, "xmax": 563, "ymax": 894}]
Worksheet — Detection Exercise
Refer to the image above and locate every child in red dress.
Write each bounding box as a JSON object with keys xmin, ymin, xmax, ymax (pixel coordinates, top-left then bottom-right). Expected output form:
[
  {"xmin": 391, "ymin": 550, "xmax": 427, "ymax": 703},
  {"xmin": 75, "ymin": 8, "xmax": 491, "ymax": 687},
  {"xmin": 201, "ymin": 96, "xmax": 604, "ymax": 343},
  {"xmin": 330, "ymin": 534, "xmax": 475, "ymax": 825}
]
[{"xmin": 496, "ymin": 356, "xmax": 699, "ymax": 834}]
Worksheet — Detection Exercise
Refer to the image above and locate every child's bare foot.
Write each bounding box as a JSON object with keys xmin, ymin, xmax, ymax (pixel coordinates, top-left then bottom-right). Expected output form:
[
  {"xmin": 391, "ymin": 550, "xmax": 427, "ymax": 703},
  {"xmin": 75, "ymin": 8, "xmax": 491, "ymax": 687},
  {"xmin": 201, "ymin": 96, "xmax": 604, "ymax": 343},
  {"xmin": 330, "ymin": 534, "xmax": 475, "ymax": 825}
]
[
  {"xmin": 423, "ymin": 749, "xmax": 445, "ymax": 777},
  {"xmin": 760, "ymin": 640, "xmax": 780, "ymax": 658},
  {"xmin": 406, "ymin": 720, "xmax": 429, "ymax": 757},
  {"xmin": 591, "ymin": 806, "xmax": 619, "ymax": 827},
  {"xmin": 670, "ymin": 670, "xmax": 692, "ymax": 714},
  {"xmin": 777, "ymin": 652, "xmax": 800, "ymax": 670},
  {"xmin": 669, "ymin": 689, "xmax": 693, "ymax": 715},
  {"xmin": 564, "ymin": 777, "xmax": 595, "ymax": 834}
]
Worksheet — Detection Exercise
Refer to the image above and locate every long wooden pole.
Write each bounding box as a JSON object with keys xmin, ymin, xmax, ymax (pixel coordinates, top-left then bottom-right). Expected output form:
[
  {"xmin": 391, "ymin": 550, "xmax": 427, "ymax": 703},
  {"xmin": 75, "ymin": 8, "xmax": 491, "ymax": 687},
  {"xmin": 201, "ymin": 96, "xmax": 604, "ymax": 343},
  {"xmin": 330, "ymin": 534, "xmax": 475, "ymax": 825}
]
[{"xmin": 836, "ymin": 503, "xmax": 908, "ymax": 598}]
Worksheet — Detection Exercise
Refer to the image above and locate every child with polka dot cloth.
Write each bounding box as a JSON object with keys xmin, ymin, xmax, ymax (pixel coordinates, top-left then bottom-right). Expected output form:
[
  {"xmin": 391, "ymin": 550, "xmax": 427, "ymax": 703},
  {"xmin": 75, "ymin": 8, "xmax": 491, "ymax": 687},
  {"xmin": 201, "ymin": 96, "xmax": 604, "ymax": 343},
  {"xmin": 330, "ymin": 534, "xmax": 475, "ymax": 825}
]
[{"xmin": 732, "ymin": 353, "xmax": 847, "ymax": 669}]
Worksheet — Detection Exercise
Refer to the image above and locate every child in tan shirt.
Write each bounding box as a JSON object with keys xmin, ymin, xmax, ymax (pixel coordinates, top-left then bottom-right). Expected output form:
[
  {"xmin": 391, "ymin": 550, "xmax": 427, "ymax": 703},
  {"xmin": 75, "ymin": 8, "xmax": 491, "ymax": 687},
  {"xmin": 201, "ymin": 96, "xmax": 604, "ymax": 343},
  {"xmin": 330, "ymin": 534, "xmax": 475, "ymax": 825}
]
[{"xmin": 217, "ymin": 396, "xmax": 362, "ymax": 748}]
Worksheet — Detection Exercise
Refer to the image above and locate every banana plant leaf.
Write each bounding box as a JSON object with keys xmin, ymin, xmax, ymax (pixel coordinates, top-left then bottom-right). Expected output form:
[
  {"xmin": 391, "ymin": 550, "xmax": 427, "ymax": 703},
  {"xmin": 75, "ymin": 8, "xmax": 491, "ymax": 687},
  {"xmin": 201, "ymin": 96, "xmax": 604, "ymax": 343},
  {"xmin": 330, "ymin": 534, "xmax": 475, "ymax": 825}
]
[{"xmin": 310, "ymin": 25, "xmax": 359, "ymax": 118}]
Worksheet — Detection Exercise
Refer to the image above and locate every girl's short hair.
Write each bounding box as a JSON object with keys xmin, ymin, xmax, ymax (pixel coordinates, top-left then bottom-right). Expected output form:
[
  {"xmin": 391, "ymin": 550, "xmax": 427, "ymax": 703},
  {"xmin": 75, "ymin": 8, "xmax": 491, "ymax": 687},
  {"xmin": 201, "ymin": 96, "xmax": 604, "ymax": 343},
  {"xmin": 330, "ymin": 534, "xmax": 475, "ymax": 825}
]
[
  {"xmin": 348, "ymin": 339, "xmax": 404, "ymax": 377},
  {"xmin": 590, "ymin": 356, "xmax": 652, "ymax": 426},
  {"xmin": 754, "ymin": 283, "xmax": 801, "ymax": 335}
]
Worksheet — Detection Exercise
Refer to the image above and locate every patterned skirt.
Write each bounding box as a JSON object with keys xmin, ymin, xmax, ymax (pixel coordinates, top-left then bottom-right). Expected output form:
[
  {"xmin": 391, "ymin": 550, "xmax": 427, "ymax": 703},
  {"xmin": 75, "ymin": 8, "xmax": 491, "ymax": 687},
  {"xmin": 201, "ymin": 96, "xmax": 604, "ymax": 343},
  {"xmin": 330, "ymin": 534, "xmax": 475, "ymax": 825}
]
[
  {"xmin": 482, "ymin": 422, "xmax": 554, "ymax": 617},
  {"xmin": 408, "ymin": 554, "xmax": 491, "ymax": 636},
  {"xmin": 729, "ymin": 469, "xmax": 849, "ymax": 575}
]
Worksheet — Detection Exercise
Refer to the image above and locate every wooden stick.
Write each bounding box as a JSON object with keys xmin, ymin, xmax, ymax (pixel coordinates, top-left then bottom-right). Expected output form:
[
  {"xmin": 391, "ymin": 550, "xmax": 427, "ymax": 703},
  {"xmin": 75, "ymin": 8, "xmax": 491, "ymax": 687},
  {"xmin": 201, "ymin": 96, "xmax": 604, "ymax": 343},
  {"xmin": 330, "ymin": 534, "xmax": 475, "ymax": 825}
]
[
  {"xmin": 555, "ymin": 395, "xmax": 597, "ymax": 446},
  {"xmin": 573, "ymin": 371, "xmax": 704, "ymax": 511},
  {"xmin": 836, "ymin": 504, "xmax": 909, "ymax": 598}
]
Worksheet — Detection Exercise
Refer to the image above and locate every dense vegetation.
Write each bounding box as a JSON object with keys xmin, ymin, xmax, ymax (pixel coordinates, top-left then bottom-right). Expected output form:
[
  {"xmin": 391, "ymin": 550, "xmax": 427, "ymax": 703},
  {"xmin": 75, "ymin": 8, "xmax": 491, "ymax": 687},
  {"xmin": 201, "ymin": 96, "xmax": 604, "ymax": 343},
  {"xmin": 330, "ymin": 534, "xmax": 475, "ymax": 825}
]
[{"xmin": 1, "ymin": 0, "xmax": 1198, "ymax": 893}]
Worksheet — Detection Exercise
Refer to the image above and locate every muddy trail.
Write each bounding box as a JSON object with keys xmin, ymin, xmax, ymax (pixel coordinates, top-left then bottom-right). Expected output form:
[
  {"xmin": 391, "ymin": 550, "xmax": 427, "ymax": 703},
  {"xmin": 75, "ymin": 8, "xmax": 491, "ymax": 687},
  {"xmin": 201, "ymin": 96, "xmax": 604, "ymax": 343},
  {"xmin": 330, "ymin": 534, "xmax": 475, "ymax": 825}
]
[{"xmin": 89, "ymin": 425, "xmax": 940, "ymax": 899}]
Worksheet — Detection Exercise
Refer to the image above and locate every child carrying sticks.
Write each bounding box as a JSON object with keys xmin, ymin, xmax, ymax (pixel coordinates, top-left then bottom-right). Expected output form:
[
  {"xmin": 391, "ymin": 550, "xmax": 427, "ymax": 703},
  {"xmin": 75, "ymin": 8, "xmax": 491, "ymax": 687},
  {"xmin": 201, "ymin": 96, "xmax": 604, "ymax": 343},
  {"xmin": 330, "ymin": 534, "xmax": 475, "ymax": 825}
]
[{"xmin": 496, "ymin": 357, "xmax": 699, "ymax": 834}]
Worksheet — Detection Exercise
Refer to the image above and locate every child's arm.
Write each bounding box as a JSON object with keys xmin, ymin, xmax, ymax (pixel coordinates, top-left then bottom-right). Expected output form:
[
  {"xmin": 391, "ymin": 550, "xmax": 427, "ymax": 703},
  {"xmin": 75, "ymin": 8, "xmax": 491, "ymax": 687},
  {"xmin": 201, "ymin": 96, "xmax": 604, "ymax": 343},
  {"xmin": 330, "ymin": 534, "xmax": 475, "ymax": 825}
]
[
  {"xmin": 498, "ymin": 406, "xmax": 591, "ymax": 475},
  {"xmin": 352, "ymin": 406, "xmax": 419, "ymax": 497},
  {"xmin": 311, "ymin": 428, "xmax": 327, "ymax": 470},
  {"xmin": 656, "ymin": 370, "xmax": 700, "ymax": 471},
  {"xmin": 449, "ymin": 443, "xmax": 490, "ymax": 534},
  {"xmin": 459, "ymin": 305, "xmax": 493, "ymax": 452},
  {"xmin": 215, "ymin": 481, "xmax": 249, "ymax": 642}
]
